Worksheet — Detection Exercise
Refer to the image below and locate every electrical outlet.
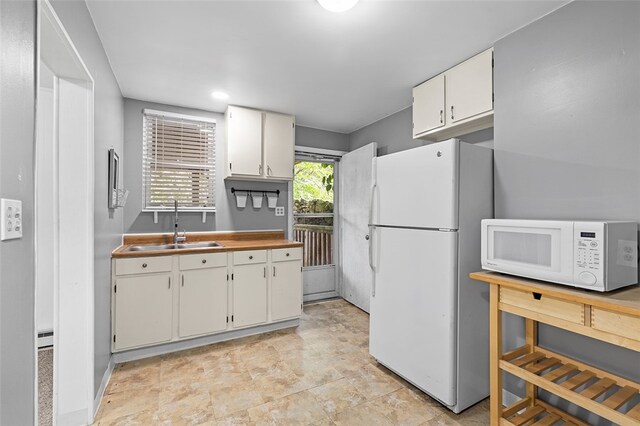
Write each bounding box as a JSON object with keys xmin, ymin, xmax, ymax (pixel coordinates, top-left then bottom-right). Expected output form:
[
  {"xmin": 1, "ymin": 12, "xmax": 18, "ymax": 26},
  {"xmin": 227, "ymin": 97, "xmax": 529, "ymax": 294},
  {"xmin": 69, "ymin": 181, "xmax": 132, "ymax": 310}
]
[
  {"xmin": 1, "ymin": 198, "xmax": 23, "ymax": 241},
  {"xmin": 275, "ymin": 206, "xmax": 285, "ymax": 216}
]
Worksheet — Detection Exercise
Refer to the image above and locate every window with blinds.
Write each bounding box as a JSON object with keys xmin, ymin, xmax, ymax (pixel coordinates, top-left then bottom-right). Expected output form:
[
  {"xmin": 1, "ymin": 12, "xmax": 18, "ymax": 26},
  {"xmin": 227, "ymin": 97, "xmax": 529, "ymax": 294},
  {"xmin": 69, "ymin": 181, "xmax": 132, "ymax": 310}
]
[{"xmin": 142, "ymin": 110, "xmax": 216, "ymax": 210}]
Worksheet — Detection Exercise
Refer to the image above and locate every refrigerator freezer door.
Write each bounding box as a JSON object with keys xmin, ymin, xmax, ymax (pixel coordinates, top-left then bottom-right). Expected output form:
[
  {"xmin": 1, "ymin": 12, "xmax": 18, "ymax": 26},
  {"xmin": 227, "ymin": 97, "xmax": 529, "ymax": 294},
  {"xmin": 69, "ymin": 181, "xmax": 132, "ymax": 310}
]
[
  {"xmin": 373, "ymin": 140, "xmax": 459, "ymax": 230},
  {"xmin": 369, "ymin": 226, "xmax": 458, "ymax": 406}
]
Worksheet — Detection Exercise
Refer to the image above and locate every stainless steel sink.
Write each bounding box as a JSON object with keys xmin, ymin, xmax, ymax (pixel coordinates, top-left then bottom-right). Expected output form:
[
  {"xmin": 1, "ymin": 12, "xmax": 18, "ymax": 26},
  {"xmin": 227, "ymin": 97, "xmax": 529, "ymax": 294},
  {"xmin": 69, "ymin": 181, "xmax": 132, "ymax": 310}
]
[
  {"xmin": 126, "ymin": 241, "xmax": 221, "ymax": 252},
  {"xmin": 176, "ymin": 242, "xmax": 222, "ymax": 249}
]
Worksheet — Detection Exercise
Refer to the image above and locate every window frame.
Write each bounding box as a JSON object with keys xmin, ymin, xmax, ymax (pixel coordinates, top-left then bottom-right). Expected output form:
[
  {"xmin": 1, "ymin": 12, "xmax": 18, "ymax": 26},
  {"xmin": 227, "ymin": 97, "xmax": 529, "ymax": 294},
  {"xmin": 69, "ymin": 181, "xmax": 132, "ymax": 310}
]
[{"xmin": 141, "ymin": 108, "xmax": 217, "ymax": 212}]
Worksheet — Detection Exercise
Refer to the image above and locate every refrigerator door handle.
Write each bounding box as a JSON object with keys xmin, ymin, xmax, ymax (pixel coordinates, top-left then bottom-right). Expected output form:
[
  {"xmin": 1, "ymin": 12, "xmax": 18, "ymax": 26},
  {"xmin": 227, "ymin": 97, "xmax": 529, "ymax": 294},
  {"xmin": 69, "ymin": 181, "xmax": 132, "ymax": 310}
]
[
  {"xmin": 369, "ymin": 226, "xmax": 376, "ymax": 297},
  {"xmin": 368, "ymin": 183, "xmax": 377, "ymax": 227}
]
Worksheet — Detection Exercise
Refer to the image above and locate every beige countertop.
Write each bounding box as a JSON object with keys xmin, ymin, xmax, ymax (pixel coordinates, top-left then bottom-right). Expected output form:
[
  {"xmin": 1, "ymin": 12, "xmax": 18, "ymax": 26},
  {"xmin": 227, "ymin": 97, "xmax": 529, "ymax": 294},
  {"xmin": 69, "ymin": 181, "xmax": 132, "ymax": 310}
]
[{"xmin": 112, "ymin": 230, "xmax": 303, "ymax": 258}]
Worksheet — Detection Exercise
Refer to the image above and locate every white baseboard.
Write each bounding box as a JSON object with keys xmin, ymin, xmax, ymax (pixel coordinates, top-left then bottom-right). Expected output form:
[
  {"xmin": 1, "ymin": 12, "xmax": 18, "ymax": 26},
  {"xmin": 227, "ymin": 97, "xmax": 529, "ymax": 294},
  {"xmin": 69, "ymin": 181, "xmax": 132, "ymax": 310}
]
[
  {"xmin": 38, "ymin": 335, "xmax": 54, "ymax": 348},
  {"xmin": 57, "ymin": 408, "xmax": 88, "ymax": 426},
  {"xmin": 93, "ymin": 356, "xmax": 115, "ymax": 420},
  {"xmin": 113, "ymin": 319, "xmax": 299, "ymax": 363},
  {"xmin": 303, "ymin": 291, "xmax": 339, "ymax": 302}
]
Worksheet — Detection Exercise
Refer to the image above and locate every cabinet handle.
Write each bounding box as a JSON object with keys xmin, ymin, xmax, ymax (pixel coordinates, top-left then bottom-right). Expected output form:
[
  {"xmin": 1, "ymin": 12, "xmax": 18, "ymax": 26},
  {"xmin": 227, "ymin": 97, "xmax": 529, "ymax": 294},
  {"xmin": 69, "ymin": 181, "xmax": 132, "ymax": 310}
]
[
  {"xmin": 273, "ymin": 266, "xmax": 276, "ymax": 277},
  {"xmin": 249, "ymin": 255, "xmax": 253, "ymax": 260},
  {"xmin": 286, "ymin": 252, "xmax": 290, "ymax": 257},
  {"xmin": 142, "ymin": 263, "xmax": 147, "ymax": 269},
  {"xmin": 440, "ymin": 110, "xmax": 443, "ymax": 123},
  {"xmin": 450, "ymin": 105, "xmax": 454, "ymax": 120},
  {"xmin": 168, "ymin": 276, "xmax": 171, "ymax": 289},
  {"xmin": 264, "ymin": 267, "xmax": 266, "ymax": 278},
  {"xmin": 181, "ymin": 275, "xmax": 184, "ymax": 287},
  {"xmin": 202, "ymin": 259, "xmax": 207, "ymax": 264}
]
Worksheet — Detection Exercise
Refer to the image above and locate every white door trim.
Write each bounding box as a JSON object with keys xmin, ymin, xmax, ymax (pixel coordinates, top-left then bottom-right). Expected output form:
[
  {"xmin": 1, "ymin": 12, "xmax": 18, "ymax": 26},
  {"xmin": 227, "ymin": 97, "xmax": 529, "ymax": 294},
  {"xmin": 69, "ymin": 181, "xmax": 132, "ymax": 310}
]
[{"xmin": 37, "ymin": 1, "xmax": 95, "ymax": 424}]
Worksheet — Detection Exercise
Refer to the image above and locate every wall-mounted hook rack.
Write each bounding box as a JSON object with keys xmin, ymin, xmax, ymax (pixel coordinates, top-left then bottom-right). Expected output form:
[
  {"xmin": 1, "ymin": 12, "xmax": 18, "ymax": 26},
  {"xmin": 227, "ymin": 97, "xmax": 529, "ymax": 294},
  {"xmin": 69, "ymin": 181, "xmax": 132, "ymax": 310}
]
[
  {"xmin": 231, "ymin": 187, "xmax": 280, "ymax": 209},
  {"xmin": 231, "ymin": 187, "xmax": 280, "ymax": 196}
]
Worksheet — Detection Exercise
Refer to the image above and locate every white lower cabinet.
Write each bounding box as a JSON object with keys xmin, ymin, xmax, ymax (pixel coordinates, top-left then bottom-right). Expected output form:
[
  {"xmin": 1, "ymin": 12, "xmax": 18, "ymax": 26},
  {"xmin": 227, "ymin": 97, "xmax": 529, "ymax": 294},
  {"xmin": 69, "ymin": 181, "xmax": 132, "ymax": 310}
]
[
  {"xmin": 112, "ymin": 247, "xmax": 303, "ymax": 352},
  {"xmin": 232, "ymin": 263, "xmax": 268, "ymax": 328},
  {"xmin": 271, "ymin": 248, "xmax": 303, "ymax": 321},
  {"xmin": 179, "ymin": 267, "xmax": 228, "ymax": 338},
  {"xmin": 113, "ymin": 273, "xmax": 173, "ymax": 351}
]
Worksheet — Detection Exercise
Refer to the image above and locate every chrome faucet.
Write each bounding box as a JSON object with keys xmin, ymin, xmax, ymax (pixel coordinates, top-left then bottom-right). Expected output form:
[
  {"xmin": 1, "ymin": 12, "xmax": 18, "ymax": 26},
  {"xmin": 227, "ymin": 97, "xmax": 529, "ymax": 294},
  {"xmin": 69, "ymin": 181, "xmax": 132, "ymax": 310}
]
[{"xmin": 173, "ymin": 200, "xmax": 186, "ymax": 244}]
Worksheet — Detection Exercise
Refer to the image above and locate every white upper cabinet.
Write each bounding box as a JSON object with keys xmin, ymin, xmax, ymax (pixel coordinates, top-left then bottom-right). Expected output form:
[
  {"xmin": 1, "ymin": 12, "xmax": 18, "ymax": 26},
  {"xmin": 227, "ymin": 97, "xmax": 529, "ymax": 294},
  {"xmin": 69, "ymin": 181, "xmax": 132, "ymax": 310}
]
[
  {"xmin": 225, "ymin": 105, "xmax": 295, "ymax": 181},
  {"xmin": 413, "ymin": 74, "xmax": 445, "ymax": 136},
  {"xmin": 446, "ymin": 48, "xmax": 493, "ymax": 124},
  {"xmin": 226, "ymin": 106, "xmax": 263, "ymax": 177},
  {"xmin": 264, "ymin": 112, "xmax": 295, "ymax": 180},
  {"xmin": 413, "ymin": 48, "xmax": 493, "ymax": 141}
]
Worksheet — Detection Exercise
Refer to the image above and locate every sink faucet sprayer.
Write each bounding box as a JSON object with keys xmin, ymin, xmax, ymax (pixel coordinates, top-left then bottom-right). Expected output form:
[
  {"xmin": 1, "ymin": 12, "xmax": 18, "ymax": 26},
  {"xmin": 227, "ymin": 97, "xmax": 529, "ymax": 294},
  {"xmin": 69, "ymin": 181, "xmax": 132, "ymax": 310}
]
[{"xmin": 174, "ymin": 200, "xmax": 186, "ymax": 244}]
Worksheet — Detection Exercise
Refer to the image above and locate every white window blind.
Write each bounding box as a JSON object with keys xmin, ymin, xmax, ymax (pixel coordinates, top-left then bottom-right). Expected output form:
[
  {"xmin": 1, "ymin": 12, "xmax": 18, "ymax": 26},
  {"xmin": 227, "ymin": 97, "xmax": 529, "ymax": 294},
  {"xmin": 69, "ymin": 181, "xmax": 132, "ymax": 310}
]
[{"xmin": 142, "ymin": 110, "xmax": 216, "ymax": 210}]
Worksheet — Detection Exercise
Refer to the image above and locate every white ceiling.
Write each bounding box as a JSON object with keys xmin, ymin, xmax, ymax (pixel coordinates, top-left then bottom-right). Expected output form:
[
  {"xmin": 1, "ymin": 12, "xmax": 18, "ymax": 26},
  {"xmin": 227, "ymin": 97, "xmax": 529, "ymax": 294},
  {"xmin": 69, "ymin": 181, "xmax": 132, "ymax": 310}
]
[{"xmin": 86, "ymin": 0, "xmax": 567, "ymax": 133}]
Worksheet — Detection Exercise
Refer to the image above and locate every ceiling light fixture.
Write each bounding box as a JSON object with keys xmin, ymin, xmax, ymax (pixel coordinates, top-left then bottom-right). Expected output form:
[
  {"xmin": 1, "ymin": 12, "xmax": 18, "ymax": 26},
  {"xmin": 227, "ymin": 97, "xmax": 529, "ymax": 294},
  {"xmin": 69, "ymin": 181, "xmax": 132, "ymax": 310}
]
[
  {"xmin": 211, "ymin": 91, "xmax": 229, "ymax": 100},
  {"xmin": 317, "ymin": 0, "xmax": 359, "ymax": 13}
]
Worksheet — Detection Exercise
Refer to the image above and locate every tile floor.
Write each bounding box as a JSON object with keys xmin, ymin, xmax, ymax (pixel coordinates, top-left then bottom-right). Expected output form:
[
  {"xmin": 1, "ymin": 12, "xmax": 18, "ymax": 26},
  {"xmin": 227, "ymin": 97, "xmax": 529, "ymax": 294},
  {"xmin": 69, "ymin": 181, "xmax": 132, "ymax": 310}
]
[{"xmin": 95, "ymin": 299, "xmax": 489, "ymax": 425}]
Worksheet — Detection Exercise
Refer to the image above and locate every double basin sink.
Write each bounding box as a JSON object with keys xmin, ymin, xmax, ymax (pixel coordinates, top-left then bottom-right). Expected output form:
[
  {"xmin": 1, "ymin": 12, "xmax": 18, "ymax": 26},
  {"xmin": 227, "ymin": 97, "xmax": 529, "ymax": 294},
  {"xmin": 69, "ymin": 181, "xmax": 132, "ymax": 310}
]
[{"xmin": 125, "ymin": 241, "xmax": 222, "ymax": 252}]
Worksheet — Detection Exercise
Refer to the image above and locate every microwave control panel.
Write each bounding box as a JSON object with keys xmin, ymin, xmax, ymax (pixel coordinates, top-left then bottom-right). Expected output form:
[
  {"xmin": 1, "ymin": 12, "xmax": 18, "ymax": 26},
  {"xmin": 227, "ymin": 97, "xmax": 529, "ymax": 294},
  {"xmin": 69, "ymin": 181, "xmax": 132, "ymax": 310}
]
[{"xmin": 574, "ymin": 223, "xmax": 605, "ymax": 286}]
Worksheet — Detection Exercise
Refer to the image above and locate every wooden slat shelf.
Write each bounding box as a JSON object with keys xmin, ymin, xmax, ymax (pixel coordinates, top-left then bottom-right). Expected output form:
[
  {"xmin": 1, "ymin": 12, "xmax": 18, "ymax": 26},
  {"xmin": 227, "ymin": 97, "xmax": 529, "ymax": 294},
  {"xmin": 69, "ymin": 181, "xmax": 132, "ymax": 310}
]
[
  {"xmin": 471, "ymin": 271, "xmax": 640, "ymax": 426},
  {"xmin": 500, "ymin": 345, "xmax": 640, "ymax": 425},
  {"xmin": 501, "ymin": 399, "xmax": 589, "ymax": 426}
]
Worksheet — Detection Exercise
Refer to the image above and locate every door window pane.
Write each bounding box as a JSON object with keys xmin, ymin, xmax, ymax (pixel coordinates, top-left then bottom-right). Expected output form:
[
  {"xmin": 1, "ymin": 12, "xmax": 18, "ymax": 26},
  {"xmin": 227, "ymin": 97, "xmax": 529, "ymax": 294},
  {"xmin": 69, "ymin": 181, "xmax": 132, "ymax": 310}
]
[{"xmin": 293, "ymin": 161, "xmax": 334, "ymax": 267}]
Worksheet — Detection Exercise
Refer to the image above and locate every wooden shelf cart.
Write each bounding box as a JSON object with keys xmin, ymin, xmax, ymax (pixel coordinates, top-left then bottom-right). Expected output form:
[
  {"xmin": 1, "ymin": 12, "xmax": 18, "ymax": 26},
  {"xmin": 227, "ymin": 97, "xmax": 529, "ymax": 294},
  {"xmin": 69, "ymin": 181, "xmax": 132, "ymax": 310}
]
[{"xmin": 470, "ymin": 271, "xmax": 640, "ymax": 426}]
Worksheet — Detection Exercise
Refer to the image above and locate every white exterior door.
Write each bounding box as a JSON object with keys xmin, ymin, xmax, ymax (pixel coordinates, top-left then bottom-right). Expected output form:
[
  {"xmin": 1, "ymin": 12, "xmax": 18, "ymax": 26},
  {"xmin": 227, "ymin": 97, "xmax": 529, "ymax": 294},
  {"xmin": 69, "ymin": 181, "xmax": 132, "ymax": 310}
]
[
  {"xmin": 264, "ymin": 112, "xmax": 295, "ymax": 179},
  {"xmin": 179, "ymin": 267, "xmax": 228, "ymax": 338},
  {"xmin": 369, "ymin": 227, "xmax": 458, "ymax": 406},
  {"xmin": 227, "ymin": 106, "xmax": 262, "ymax": 176},
  {"xmin": 339, "ymin": 143, "xmax": 376, "ymax": 312},
  {"xmin": 114, "ymin": 273, "xmax": 173, "ymax": 350},
  {"xmin": 271, "ymin": 260, "xmax": 303, "ymax": 321},
  {"xmin": 232, "ymin": 264, "xmax": 268, "ymax": 328},
  {"xmin": 373, "ymin": 140, "xmax": 459, "ymax": 230}
]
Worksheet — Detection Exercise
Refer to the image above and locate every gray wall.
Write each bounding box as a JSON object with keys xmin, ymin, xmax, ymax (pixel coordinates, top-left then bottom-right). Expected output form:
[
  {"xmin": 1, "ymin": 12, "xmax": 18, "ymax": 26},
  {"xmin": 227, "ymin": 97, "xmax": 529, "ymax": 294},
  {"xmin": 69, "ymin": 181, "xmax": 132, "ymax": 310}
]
[
  {"xmin": 123, "ymin": 98, "xmax": 289, "ymax": 234},
  {"xmin": 349, "ymin": 107, "xmax": 494, "ymax": 156},
  {"xmin": 494, "ymin": 1, "xmax": 640, "ymax": 423},
  {"xmin": 0, "ymin": 0, "xmax": 36, "ymax": 423},
  {"xmin": 50, "ymin": 0, "xmax": 125, "ymax": 396},
  {"xmin": 296, "ymin": 125, "xmax": 349, "ymax": 152}
]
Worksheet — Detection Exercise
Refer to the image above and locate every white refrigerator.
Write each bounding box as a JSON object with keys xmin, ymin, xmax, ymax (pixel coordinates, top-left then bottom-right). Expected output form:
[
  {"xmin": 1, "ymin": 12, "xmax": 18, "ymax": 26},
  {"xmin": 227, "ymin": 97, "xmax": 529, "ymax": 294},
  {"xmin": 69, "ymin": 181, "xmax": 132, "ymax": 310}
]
[{"xmin": 368, "ymin": 139, "xmax": 493, "ymax": 413}]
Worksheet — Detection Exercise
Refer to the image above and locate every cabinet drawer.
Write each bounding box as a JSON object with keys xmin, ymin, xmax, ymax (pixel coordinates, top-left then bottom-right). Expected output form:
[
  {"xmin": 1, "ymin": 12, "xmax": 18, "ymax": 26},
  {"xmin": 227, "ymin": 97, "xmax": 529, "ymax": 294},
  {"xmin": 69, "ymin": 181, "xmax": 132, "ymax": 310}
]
[
  {"xmin": 115, "ymin": 256, "xmax": 172, "ymax": 276},
  {"xmin": 233, "ymin": 250, "xmax": 267, "ymax": 265},
  {"xmin": 591, "ymin": 308, "xmax": 640, "ymax": 342},
  {"xmin": 500, "ymin": 287, "xmax": 584, "ymax": 324},
  {"xmin": 179, "ymin": 252, "xmax": 227, "ymax": 271},
  {"xmin": 272, "ymin": 247, "xmax": 302, "ymax": 263}
]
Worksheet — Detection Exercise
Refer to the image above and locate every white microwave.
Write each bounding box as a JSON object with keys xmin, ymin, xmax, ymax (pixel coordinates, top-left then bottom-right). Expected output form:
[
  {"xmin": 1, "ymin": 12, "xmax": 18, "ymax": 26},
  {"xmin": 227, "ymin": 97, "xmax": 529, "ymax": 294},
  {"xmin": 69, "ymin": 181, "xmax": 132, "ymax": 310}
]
[{"xmin": 481, "ymin": 219, "xmax": 638, "ymax": 292}]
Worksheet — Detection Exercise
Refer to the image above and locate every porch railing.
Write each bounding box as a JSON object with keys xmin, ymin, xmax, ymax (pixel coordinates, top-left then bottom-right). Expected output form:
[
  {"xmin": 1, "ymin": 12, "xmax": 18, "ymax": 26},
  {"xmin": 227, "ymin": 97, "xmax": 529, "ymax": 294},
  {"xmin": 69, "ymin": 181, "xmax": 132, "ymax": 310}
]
[{"xmin": 293, "ymin": 224, "xmax": 333, "ymax": 267}]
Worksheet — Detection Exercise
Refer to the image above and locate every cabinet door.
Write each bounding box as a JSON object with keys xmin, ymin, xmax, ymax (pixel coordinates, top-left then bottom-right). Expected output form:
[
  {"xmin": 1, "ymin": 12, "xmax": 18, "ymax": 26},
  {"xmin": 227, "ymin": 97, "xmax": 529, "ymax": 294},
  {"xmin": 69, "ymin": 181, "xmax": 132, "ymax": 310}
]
[
  {"xmin": 271, "ymin": 260, "xmax": 303, "ymax": 321},
  {"xmin": 413, "ymin": 74, "xmax": 445, "ymax": 137},
  {"xmin": 446, "ymin": 49, "xmax": 493, "ymax": 124},
  {"xmin": 232, "ymin": 263, "xmax": 267, "ymax": 328},
  {"xmin": 264, "ymin": 112, "xmax": 294, "ymax": 180},
  {"xmin": 179, "ymin": 267, "xmax": 228, "ymax": 338},
  {"xmin": 227, "ymin": 106, "xmax": 263, "ymax": 176},
  {"xmin": 114, "ymin": 273, "xmax": 173, "ymax": 350}
]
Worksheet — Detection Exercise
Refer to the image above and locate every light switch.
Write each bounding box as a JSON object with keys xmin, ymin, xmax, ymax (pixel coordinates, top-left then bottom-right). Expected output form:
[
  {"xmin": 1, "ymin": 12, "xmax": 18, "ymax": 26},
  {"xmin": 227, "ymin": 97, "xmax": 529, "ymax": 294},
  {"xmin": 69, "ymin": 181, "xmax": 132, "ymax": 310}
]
[
  {"xmin": 275, "ymin": 206, "xmax": 285, "ymax": 217},
  {"xmin": 1, "ymin": 199, "xmax": 23, "ymax": 241}
]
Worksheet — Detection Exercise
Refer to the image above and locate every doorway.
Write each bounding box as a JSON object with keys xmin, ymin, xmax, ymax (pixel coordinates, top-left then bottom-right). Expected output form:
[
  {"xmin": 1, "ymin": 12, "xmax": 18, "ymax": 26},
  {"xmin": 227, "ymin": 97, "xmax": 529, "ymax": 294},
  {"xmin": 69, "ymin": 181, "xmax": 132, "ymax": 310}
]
[
  {"xmin": 292, "ymin": 157, "xmax": 339, "ymax": 301},
  {"xmin": 36, "ymin": 1, "xmax": 95, "ymax": 424}
]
